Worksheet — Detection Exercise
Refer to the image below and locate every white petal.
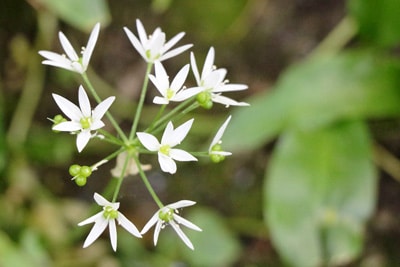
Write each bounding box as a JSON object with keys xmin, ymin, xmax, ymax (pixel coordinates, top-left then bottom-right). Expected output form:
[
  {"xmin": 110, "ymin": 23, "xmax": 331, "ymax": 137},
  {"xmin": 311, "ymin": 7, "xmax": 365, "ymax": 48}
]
[
  {"xmin": 92, "ymin": 96, "xmax": 115, "ymax": 120},
  {"xmin": 159, "ymin": 44, "xmax": 192, "ymax": 62},
  {"xmin": 148, "ymin": 32, "xmax": 165, "ymax": 60},
  {"xmin": 154, "ymin": 220, "xmax": 162, "ymax": 246},
  {"xmin": 161, "ymin": 121, "xmax": 174, "ymax": 145},
  {"xmin": 82, "ymin": 23, "xmax": 100, "ymax": 68},
  {"xmin": 201, "ymin": 47, "xmax": 215, "ymax": 80},
  {"xmin": 78, "ymin": 86, "xmax": 91, "ymax": 117},
  {"xmin": 173, "ymin": 87, "xmax": 203, "ymax": 102},
  {"xmin": 170, "ymin": 64, "xmax": 189, "ymax": 91},
  {"xmin": 124, "ymin": 27, "xmax": 147, "ymax": 60},
  {"xmin": 141, "ymin": 212, "xmax": 159, "ymax": 234},
  {"xmin": 82, "ymin": 217, "xmax": 108, "ymax": 248},
  {"xmin": 52, "ymin": 121, "xmax": 81, "ymax": 132},
  {"xmin": 78, "ymin": 212, "xmax": 103, "ymax": 226},
  {"xmin": 209, "ymin": 115, "xmax": 231, "ymax": 151},
  {"xmin": 173, "ymin": 214, "xmax": 202, "ymax": 231},
  {"xmin": 170, "ymin": 221, "xmax": 194, "ymax": 250},
  {"xmin": 204, "ymin": 69, "xmax": 226, "ymax": 89},
  {"xmin": 212, "ymin": 94, "xmax": 250, "ymax": 107},
  {"xmin": 137, "ymin": 132, "xmax": 160, "ymax": 151},
  {"xmin": 58, "ymin": 31, "xmax": 79, "ymax": 61},
  {"xmin": 118, "ymin": 212, "xmax": 142, "ymax": 238},
  {"xmin": 158, "ymin": 153, "xmax": 177, "ymax": 174},
  {"xmin": 169, "ymin": 149, "xmax": 197, "ymax": 162},
  {"xmin": 211, "ymin": 151, "xmax": 232, "ymax": 156},
  {"xmin": 76, "ymin": 130, "xmax": 92, "ymax": 152},
  {"xmin": 214, "ymin": 83, "xmax": 248, "ymax": 93},
  {"xmin": 165, "ymin": 119, "xmax": 194, "ymax": 147},
  {"xmin": 161, "ymin": 32, "xmax": 185, "ymax": 53},
  {"xmin": 136, "ymin": 19, "xmax": 148, "ymax": 47},
  {"xmin": 109, "ymin": 219, "xmax": 117, "ymax": 251},
  {"xmin": 167, "ymin": 200, "xmax": 196, "ymax": 210},
  {"xmin": 90, "ymin": 120, "xmax": 105, "ymax": 131},
  {"xmin": 93, "ymin": 192, "xmax": 113, "ymax": 207},
  {"xmin": 153, "ymin": 96, "xmax": 169, "ymax": 105},
  {"xmin": 41, "ymin": 59, "xmax": 75, "ymax": 72},
  {"xmin": 190, "ymin": 52, "xmax": 201, "ymax": 86},
  {"xmin": 52, "ymin": 93, "xmax": 82, "ymax": 122}
]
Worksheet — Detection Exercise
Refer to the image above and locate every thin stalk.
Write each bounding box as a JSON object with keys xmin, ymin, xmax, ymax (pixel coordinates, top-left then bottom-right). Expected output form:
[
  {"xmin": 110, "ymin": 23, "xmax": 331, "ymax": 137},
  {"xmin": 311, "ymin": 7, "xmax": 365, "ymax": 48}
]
[
  {"xmin": 112, "ymin": 151, "xmax": 130, "ymax": 202},
  {"xmin": 82, "ymin": 73, "xmax": 129, "ymax": 144},
  {"xmin": 132, "ymin": 154, "xmax": 163, "ymax": 208},
  {"xmin": 129, "ymin": 62, "xmax": 153, "ymax": 140},
  {"xmin": 373, "ymin": 143, "xmax": 400, "ymax": 184}
]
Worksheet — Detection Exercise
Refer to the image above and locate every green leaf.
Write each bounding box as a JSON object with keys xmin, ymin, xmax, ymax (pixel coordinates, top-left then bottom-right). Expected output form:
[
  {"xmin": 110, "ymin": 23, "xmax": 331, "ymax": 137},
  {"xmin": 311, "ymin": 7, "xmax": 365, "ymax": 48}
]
[
  {"xmin": 224, "ymin": 51, "xmax": 400, "ymax": 152},
  {"xmin": 182, "ymin": 208, "xmax": 241, "ymax": 267},
  {"xmin": 348, "ymin": 0, "xmax": 400, "ymax": 47},
  {"xmin": 38, "ymin": 0, "xmax": 111, "ymax": 31},
  {"xmin": 265, "ymin": 121, "xmax": 376, "ymax": 267}
]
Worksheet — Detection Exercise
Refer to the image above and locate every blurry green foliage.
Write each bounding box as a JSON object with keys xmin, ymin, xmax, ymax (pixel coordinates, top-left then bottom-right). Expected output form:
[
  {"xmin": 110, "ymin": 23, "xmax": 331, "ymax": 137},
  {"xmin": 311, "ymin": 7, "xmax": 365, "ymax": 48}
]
[
  {"xmin": 37, "ymin": 0, "xmax": 111, "ymax": 31},
  {"xmin": 348, "ymin": 0, "xmax": 400, "ymax": 47},
  {"xmin": 266, "ymin": 121, "xmax": 376, "ymax": 266},
  {"xmin": 224, "ymin": 0, "xmax": 400, "ymax": 266}
]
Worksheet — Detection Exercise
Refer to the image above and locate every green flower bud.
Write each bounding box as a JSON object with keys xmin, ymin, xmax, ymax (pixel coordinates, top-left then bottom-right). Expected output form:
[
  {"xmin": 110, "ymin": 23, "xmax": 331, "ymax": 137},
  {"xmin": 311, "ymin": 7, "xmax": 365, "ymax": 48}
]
[
  {"xmin": 79, "ymin": 166, "xmax": 92, "ymax": 178},
  {"xmin": 69, "ymin": 164, "xmax": 81, "ymax": 176},
  {"xmin": 196, "ymin": 91, "xmax": 213, "ymax": 109},
  {"xmin": 75, "ymin": 175, "xmax": 87, "ymax": 186},
  {"xmin": 210, "ymin": 153, "xmax": 225, "ymax": 163}
]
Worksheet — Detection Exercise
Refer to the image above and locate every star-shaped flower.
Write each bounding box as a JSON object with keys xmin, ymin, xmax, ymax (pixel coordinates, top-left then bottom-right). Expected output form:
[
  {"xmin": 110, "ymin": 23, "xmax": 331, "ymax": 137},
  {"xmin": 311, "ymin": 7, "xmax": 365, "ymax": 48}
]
[
  {"xmin": 78, "ymin": 193, "xmax": 142, "ymax": 251},
  {"xmin": 150, "ymin": 61, "xmax": 202, "ymax": 105},
  {"xmin": 124, "ymin": 19, "xmax": 192, "ymax": 63},
  {"xmin": 52, "ymin": 85, "xmax": 115, "ymax": 152},
  {"xmin": 141, "ymin": 200, "xmax": 202, "ymax": 250},
  {"xmin": 39, "ymin": 23, "xmax": 100, "ymax": 74},
  {"xmin": 209, "ymin": 115, "xmax": 232, "ymax": 163},
  {"xmin": 190, "ymin": 47, "xmax": 249, "ymax": 108},
  {"xmin": 136, "ymin": 119, "xmax": 197, "ymax": 174}
]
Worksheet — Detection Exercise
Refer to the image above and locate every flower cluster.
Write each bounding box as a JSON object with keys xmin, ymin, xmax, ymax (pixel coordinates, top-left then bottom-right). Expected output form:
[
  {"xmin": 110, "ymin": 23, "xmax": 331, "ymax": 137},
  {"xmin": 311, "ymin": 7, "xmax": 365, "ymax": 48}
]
[{"xmin": 40, "ymin": 19, "xmax": 248, "ymax": 251}]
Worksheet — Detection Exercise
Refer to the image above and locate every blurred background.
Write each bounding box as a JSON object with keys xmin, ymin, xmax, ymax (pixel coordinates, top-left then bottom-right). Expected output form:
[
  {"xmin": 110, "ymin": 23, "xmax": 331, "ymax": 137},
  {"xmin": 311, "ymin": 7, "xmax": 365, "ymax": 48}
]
[{"xmin": 2, "ymin": 0, "xmax": 400, "ymax": 266}]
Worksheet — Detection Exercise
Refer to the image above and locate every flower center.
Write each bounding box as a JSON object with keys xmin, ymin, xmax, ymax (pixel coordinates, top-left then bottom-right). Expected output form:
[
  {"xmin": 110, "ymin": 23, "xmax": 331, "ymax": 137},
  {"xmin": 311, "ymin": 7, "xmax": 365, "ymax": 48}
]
[
  {"xmin": 196, "ymin": 91, "xmax": 213, "ymax": 109},
  {"xmin": 159, "ymin": 208, "xmax": 174, "ymax": 223},
  {"xmin": 80, "ymin": 117, "xmax": 92, "ymax": 129},
  {"xmin": 160, "ymin": 144, "xmax": 170, "ymax": 155},
  {"xmin": 103, "ymin": 206, "xmax": 118, "ymax": 219},
  {"xmin": 166, "ymin": 88, "xmax": 175, "ymax": 100}
]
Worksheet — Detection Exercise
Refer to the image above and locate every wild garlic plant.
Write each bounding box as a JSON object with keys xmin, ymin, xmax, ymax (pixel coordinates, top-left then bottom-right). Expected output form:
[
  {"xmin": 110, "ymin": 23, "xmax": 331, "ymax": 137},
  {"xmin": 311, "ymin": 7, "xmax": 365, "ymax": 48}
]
[{"xmin": 39, "ymin": 19, "xmax": 248, "ymax": 251}]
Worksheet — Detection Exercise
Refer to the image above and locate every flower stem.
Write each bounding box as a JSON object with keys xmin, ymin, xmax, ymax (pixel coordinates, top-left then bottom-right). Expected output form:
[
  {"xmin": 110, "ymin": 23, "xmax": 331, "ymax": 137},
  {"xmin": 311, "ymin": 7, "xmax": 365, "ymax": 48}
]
[
  {"xmin": 112, "ymin": 151, "xmax": 130, "ymax": 202},
  {"xmin": 132, "ymin": 154, "xmax": 164, "ymax": 208},
  {"xmin": 129, "ymin": 62, "xmax": 153, "ymax": 140},
  {"xmin": 82, "ymin": 73, "xmax": 129, "ymax": 144}
]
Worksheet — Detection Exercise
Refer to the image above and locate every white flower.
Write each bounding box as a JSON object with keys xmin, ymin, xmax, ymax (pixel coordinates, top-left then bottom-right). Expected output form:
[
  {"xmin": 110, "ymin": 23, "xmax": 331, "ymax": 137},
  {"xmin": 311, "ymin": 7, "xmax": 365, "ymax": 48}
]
[
  {"xmin": 124, "ymin": 19, "xmax": 192, "ymax": 63},
  {"xmin": 150, "ymin": 61, "xmax": 202, "ymax": 105},
  {"xmin": 39, "ymin": 23, "xmax": 100, "ymax": 74},
  {"xmin": 136, "ymin": 119, "xmax": 197, "ymax": 174},
  {"xmin": 190, "ymin": 47, "xmax": 249, "ymax": 108},
  {"xmin": 52, "ymin": 85, "xmax": 115, "ymax": 152},
  {"xmin": 141, "ymin": 200, "xmax": 202, "ymax": 250},
  {"xmin": 209, "ymin": 115, "xmax": 232, "ymax": 163},
  {"xmin": 78, "ymin": 193, "xmax": 142, "ymax": 251}
]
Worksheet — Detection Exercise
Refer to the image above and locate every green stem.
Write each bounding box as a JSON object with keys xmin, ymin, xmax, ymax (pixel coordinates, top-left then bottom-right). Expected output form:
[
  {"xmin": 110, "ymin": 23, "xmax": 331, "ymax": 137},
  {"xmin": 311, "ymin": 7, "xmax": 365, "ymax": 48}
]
[
  {"xmin": 310, "ymin": 16, "xmax": 357, "ymax": 57},
  {"xmin": 112, "ymin": 151, "xmax": 130, "ymax": 202},
  {"xmin": 129, "ymin": 62, "xmax": 153, "ymax": 140},
  {"xmin": 132, "ymin": 154, "xmax": 163, "ymax": 208},
  {"xmin": 148, "ymin": 99, "xmax": 198, "ymax": 136},
  {"xmin": 82, "ymin": 73, "xmax": 129, "ymax": 144}
]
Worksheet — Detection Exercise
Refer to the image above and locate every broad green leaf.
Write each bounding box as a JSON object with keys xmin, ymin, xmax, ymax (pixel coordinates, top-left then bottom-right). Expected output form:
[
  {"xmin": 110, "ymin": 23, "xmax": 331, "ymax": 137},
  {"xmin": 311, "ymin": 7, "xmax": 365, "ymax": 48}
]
[
  {"xmin": 348, "ymin": 0, "xmax": 400, "ymax": 47},
  {"xmin": 265, "ymin": 121, "xmax": 376, "ymax": 267},
  {"xmin": 224, "ymin": 51, "xmax": 400, "ymax": 152},
  {"xmin": 38, "ymin": 0, "xmax": 111, "ymax": 31},
  {"xmin": 183, "ymin": 208, "xmax": 241, "ymax": 267}
]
